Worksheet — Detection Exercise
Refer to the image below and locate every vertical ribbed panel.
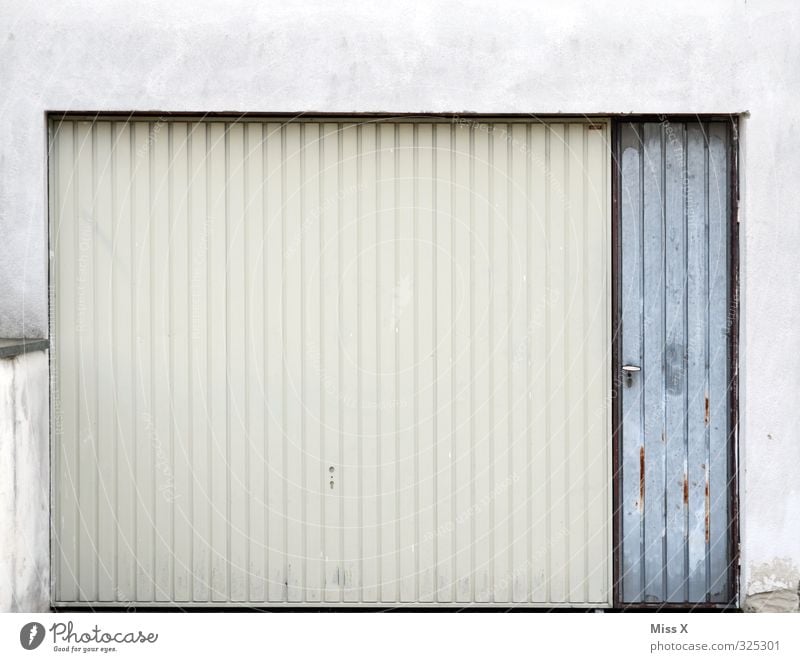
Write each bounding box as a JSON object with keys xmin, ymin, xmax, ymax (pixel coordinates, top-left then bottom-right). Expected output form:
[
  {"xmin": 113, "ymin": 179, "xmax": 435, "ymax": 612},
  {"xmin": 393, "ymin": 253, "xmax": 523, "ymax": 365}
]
[
  {"xmin": 619, "ymin": 121, "xmax": 732, "ymax": 604},
  {"xmin": 51, "ymin": 118, "xmax": 611, "ymax": 606}
]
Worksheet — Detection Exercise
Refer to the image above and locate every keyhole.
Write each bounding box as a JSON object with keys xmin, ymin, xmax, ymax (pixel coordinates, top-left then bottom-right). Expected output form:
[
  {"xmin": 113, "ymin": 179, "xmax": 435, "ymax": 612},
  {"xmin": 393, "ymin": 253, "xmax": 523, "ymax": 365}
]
[{"xmin": 330, "ymin": 480, "xmax": 335, "ymax": 490}]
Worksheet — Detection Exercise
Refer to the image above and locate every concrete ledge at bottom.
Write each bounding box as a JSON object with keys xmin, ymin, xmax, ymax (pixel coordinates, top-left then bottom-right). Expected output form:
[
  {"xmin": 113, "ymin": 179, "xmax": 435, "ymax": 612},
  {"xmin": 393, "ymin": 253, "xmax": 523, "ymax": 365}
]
[
  {"xmin": 743, "ymin": 588, "xmax": 800, "ymax": 613},
  {"xmin": 0, "ymin": 349, "xmax": 50, "ymax": 612}
]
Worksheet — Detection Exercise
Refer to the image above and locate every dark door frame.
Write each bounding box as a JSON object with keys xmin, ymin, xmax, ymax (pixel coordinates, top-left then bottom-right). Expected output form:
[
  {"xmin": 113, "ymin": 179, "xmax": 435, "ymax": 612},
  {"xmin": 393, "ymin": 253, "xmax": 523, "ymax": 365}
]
[{"xmin": 610, "ymin": 114, "xmax": 740, "ymax": 610}]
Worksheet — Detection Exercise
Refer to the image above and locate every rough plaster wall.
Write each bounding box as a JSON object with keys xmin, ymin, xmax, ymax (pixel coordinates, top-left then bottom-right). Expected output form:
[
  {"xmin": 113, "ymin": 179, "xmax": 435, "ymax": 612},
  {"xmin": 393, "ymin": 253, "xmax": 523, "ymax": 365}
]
[
  {"xmin": 0, "ymin": 351, "xmax": 49, "ymax": 612},
  {"xmin": 742, "ymin": 558, "xmax": 800, "ymax": 612},
  {"xmin": 0, "ymin": 0, "xmax": 799, "ymax": 607}
]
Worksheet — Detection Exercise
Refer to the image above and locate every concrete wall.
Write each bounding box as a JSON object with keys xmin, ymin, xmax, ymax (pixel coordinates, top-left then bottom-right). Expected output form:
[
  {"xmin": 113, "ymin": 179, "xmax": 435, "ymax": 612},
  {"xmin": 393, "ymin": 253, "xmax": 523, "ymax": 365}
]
[
  {"xmin": 1, "ymin": 0, "xmax": 798, "ymax": 610},
  {"xmin": 0, "ymin": 351, "xmax": 49, "ymax": 612}
]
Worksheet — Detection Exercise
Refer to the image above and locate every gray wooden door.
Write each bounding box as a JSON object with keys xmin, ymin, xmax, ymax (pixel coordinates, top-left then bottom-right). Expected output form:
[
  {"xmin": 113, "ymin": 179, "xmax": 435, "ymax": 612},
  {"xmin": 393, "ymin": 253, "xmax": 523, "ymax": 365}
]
[{"xmin": 617, "ymin": 120, "xmax": 735, "ymax": 604}]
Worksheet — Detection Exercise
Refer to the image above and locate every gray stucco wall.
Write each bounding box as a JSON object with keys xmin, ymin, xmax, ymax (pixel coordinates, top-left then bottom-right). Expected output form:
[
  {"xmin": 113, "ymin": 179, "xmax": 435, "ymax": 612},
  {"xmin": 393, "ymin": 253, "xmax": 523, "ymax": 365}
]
[{"xmin": 1, "ymin": 0, "xmax": 799, "ymax": 609}]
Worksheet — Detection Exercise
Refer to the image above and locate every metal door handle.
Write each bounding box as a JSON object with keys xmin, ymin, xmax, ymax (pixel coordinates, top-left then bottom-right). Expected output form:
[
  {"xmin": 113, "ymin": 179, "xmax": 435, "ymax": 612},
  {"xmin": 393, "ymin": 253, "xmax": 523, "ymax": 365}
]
[{"xmin": 622, "ymin": 364, "xmax": 640, "ymax": 387}]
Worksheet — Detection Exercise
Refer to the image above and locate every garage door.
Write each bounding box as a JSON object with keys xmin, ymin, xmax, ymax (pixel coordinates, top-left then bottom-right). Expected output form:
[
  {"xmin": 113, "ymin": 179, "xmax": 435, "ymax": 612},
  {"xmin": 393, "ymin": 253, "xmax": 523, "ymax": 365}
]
[{"xmin": 50, "ymin": 116, "xmax": 610, "ymax": 607}]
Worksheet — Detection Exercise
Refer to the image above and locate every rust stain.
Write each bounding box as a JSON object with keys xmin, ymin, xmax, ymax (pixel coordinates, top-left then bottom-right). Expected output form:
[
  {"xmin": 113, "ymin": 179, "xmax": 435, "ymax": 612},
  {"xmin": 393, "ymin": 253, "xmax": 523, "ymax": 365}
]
[
  {"xmin": 704, "ymin": 394, "xmax": 710, "ymax": 425},
  {"xmin": 638, "ymin": 446, "xmax": 646, "ymax": 512},
  {"xmin": 704, "ymin": 481, "xmax": 710, "ymax": 543},
  {"xmin": 683, "ymin": 474, "xmax": 689, "ymax": 504}
]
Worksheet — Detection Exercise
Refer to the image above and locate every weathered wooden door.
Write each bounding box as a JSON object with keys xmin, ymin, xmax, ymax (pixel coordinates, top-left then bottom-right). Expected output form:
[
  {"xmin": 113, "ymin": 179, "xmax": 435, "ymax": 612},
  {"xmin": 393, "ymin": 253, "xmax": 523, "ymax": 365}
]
[{"xmin": 617, "ymin": 120, "xmax": 736, "ymax": 605}]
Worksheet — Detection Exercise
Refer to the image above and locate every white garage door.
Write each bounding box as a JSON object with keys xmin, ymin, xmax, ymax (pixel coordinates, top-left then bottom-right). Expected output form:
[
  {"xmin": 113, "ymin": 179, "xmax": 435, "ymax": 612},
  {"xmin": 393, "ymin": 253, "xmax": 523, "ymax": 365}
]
[{"xmin": 50, "ymin": 116, "xmax": 610, "ymax": 607}]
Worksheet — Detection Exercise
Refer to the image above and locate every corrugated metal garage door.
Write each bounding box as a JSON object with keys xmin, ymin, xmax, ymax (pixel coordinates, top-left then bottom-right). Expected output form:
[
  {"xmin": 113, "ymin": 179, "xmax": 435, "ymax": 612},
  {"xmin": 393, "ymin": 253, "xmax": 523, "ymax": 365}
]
[{"xmin": 50, "ymin": 117, "xmax": 610, "ymax": 607}]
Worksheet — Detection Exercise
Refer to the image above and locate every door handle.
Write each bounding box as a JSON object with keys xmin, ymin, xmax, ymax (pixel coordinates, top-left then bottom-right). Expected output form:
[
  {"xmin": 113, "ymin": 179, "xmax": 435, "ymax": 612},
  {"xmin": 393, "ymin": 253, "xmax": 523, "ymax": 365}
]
[{"xmin": 622, "ymin": 364, "xmax": 640, "ymax": 386}]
